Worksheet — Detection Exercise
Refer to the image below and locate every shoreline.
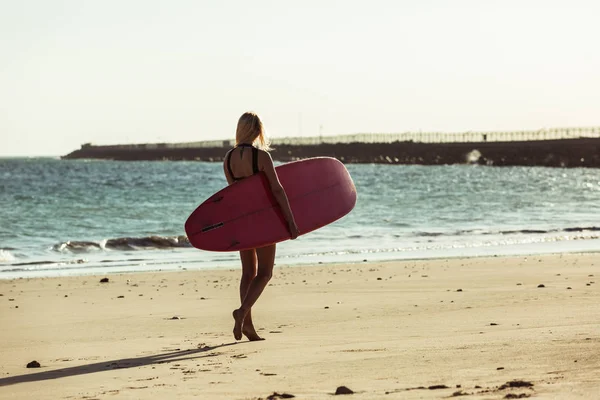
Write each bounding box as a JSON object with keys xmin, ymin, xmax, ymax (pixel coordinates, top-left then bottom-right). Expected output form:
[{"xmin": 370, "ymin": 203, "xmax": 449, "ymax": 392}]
[
  {"xmin": 2, "ymin": 238, "xmax": 599, "ymax": 280},
  {"xmin": 3, "ymin": 249, "xmax": 600, "ymax": 283},
  {"xmin": 2, "ymin": 252, "xmax": 599, "ymax": 399}
]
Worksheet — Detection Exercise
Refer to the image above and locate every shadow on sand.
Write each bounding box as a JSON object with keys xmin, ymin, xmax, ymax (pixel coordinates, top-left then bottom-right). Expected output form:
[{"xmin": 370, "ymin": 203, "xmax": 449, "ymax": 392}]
[{"xmin": 0, "ymin": 342, "xmax": 237, "ymax": 387}]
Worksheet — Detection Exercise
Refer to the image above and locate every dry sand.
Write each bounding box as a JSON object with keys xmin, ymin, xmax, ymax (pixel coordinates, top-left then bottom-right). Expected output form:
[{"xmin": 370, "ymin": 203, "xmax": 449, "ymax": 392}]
[{"xmin": 1, "ymin": 253, "xmax": 599, "ymax": 399}]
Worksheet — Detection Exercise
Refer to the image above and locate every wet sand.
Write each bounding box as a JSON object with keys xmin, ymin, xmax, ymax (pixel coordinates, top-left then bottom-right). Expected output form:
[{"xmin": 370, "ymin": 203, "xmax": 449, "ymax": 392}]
[{"xmin": 1, "ymin": 253, "xmax": 599, "ymax": 399}]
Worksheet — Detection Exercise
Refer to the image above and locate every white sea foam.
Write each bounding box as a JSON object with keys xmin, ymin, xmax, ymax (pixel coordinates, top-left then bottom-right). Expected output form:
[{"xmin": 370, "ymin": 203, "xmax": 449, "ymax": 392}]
[{"xmin": 0, "ymin": 249, "xmax": 15, "ymax": 262}]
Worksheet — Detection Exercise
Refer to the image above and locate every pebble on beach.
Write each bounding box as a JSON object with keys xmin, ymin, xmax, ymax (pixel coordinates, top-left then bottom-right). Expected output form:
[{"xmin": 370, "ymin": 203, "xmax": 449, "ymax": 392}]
[{"xmin": 335, "ymin": 386, "xmax": 354, "ymax": 395}]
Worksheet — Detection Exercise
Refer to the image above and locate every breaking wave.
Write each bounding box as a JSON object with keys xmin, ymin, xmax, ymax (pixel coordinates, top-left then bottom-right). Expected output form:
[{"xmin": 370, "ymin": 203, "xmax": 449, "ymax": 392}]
[{"xmin": 52, "ymin": 235, "xmax": 191, "ymax": 252}]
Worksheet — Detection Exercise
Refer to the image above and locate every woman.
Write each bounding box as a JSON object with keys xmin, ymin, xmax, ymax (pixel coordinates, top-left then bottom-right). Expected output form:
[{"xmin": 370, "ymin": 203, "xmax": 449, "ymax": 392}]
[{"xmin": 223, "ymin": 111, "xmax": 300, "ymax": 341}]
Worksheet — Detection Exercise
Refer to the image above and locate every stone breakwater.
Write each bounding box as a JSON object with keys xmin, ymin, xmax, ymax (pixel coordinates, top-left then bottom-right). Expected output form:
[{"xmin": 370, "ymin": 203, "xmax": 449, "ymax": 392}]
[{"xmin": 62, "ymin": 138, "xmax": 600, "ymax": 167}]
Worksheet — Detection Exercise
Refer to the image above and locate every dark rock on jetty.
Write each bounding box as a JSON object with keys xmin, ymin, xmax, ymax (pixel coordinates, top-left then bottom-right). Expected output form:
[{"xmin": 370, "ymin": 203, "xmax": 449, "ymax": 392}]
[{"xmin": 62, "ymin": 138, "xmax": 600, "ymax": 168}]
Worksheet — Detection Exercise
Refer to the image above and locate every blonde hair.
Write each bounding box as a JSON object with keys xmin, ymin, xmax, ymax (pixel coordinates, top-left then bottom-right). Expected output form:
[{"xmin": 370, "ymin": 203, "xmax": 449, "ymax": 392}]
[{"xmin": 235, "ymin": 112, "xmax": 271, "ymax": 151}]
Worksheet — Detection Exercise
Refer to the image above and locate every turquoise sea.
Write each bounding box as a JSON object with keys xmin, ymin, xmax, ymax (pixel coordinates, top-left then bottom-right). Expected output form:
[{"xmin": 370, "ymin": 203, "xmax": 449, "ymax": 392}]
[{"xmin": 1, "ymin": 158, "xmax": 599, "ymax": 279}]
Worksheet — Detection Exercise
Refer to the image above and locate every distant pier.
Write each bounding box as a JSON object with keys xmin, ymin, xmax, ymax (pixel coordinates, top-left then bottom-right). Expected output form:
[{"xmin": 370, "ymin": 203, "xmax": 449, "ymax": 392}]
[{"xmin": 62, "ymin": 126, "xmax": 600, "ymax": 168}]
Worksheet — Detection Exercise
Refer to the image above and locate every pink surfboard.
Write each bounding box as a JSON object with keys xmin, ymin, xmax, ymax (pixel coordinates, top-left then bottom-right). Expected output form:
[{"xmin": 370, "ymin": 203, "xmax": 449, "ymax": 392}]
[{"xmin": 185, "ymin": 157, "xmax": 357, "ymax": 252}]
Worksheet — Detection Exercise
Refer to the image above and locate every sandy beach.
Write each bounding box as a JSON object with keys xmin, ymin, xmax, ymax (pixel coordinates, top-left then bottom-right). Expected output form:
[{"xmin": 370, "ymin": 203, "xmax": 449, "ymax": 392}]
[{"xmin": 1, "ymin": 253, "xmax": 599, "ymax": 399}]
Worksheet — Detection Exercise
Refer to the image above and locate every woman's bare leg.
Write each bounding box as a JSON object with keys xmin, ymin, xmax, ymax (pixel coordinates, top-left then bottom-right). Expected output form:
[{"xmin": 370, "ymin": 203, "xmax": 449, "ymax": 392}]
[
  {"xmin": 233, "ymin": 244, "xmax": 276, "ymax": 341},
  {"xmin": 237, "ymin": 249, "xmax": 262, "ymax": 341}
]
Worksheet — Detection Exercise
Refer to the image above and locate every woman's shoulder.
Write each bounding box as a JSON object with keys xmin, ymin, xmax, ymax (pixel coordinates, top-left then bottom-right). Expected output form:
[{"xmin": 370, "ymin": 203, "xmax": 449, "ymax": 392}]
[
  {"xmin": 256, "ymin": 148, "xmax": 272, "ymax": 159},
  {"xmin": 256, "ymin": 149, "xmax": 275, "ymax": 172},
  {"xmin": 223, "ymin": 148, "xmax": 234, "ymax": 164},
  {"xmin": 255, "ymin": 146, "xmax": 271, "ymax": 154}
]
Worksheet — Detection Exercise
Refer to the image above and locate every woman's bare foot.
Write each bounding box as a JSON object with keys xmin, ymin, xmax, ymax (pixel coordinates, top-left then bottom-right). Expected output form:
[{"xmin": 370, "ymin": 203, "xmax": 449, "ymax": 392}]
[
  {"xmin": 242, "ymin": 324, "xmax": 264, "ymax": 341},
  {"xmin": 232, "ymin": 309, "xmax": 244, "ymax": 340}
]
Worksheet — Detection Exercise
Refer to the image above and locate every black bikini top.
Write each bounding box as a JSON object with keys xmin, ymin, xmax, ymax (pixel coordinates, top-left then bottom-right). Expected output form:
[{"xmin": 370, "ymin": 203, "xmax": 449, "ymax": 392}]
[{"xmin": 226, "ymin": 144, "xmax": 259, "ymax": 182}]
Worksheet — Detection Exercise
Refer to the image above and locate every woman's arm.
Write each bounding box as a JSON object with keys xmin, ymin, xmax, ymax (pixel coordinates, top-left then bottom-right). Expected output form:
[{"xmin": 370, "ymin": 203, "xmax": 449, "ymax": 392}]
[{"xmin": 258, "ymin": 151, "xmax": 300, "ymax": 239}]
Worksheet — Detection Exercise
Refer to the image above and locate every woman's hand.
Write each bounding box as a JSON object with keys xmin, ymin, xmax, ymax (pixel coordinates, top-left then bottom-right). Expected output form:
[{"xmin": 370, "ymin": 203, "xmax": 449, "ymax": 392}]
[{"xmin": 288, "ymin": 221, "xmax": 300, "ymax": 240}]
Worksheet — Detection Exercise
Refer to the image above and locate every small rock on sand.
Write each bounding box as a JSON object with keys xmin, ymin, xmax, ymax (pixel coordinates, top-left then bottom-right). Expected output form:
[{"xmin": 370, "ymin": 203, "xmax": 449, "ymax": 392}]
[
  {"xmin": 428, "ymin": 385, "xmax": 449, "ymax": 390},
  {"xmin": 26, "ymin": 361, "xmax": 41, "ymax": 368},
  {"xmin": 498, "ymin": 380, "xmax": 534, "ymax": 390},
  {"xmin": 266, "ymin": 393, "xmax": 295, "ymax": 399},
  {"xmin": 452, "ymin": 390, "xmax": 469, "ymax": 396},
  {"xmin": 100, "ymin": 278, "xmax": 109, "ymax": 283},
  {"xmin": 335, "ymin": 386, "xmax": 354, "ymax": 395}
]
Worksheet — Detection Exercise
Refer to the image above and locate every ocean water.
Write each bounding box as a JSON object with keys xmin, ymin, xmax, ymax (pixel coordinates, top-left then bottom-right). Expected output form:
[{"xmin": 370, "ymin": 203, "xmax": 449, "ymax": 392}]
[{"xmin": 1, "ymin": 158, "xmax": 599, "ymax": 279}]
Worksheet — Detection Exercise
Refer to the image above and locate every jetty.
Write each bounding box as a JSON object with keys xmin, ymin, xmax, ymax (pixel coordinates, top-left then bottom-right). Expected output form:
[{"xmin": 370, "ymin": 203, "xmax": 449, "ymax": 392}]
[{"xmin": 62, "ymin": 126, "xmax": 600, "ymax": 167}]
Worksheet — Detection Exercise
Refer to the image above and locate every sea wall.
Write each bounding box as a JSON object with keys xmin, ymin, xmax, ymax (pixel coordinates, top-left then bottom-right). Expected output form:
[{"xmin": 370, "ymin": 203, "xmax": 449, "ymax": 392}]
[{"xmin": 62, "ymin": 138, "xmax": 600, "ymax": 168}]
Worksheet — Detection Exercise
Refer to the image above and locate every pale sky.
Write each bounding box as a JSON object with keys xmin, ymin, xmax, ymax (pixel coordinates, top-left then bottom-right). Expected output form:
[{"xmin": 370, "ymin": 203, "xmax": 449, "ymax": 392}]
[{"xmin": 1, "ymin": 0, "xmax": 599, "ymax": 156}]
